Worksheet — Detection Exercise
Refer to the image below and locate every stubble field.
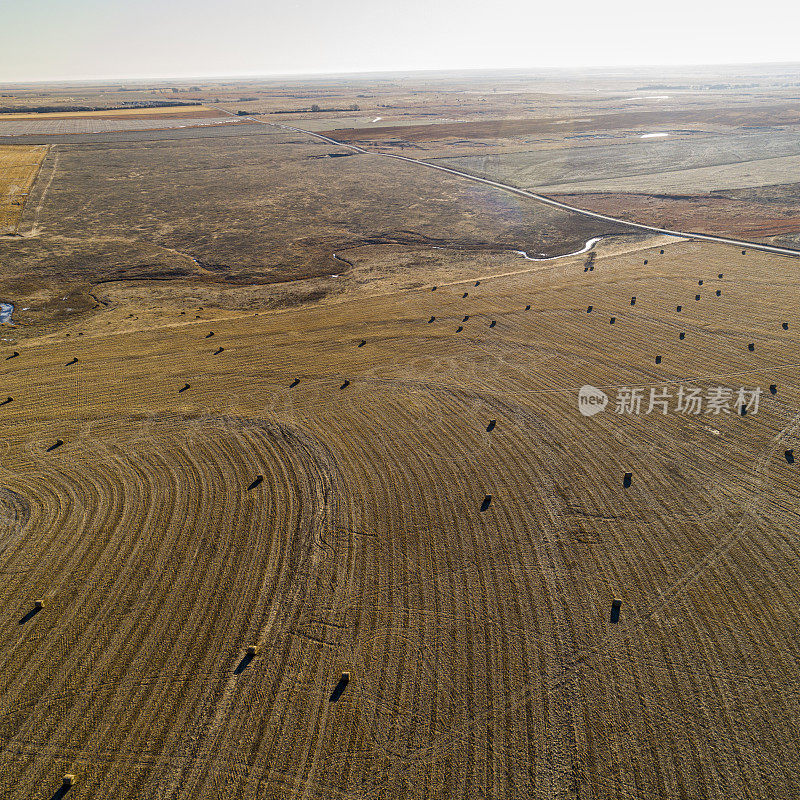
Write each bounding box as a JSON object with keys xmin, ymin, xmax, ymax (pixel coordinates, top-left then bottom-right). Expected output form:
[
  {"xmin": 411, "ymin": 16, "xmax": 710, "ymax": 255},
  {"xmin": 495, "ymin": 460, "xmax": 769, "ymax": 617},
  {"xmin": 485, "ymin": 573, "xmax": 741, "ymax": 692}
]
[{"xmin": 1, "ymin": 70, "xmax": 800, "ymax": 799}]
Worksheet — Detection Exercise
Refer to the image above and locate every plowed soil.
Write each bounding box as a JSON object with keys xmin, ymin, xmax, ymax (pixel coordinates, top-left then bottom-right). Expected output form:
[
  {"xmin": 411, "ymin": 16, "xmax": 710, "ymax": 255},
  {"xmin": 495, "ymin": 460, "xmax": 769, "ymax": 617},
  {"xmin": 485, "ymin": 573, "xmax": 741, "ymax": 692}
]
[{"xmin": 0, "ymin": 237, "xmax": 799, "ymax": 799}]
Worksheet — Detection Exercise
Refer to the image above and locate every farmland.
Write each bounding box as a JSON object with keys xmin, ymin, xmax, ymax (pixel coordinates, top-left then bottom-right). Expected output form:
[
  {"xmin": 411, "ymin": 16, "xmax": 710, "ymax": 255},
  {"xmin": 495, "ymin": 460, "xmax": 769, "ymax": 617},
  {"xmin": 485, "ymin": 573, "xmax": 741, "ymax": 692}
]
[
  {"xmin": 0, "ymin": 145, "xmax": 47, "ymax": 234},
  {"xmin": 0, "ymin": 68, "xmax": 799, "ymax": 799}
]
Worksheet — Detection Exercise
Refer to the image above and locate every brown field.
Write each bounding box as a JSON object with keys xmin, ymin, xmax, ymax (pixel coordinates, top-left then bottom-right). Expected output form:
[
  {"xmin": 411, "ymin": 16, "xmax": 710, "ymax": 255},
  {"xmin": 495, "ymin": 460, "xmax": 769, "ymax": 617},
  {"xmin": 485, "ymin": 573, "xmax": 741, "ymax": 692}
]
[
  {"xmin": 0, "ymin": 145, "xmax": 48, "ymax": 234},
  {"xmin": 0, "ymin": 236, "xmax": 799, "ymax": 798},
  {"xmin": 1, "ymin": 68, "xmax": 800, "ymax": 799}
]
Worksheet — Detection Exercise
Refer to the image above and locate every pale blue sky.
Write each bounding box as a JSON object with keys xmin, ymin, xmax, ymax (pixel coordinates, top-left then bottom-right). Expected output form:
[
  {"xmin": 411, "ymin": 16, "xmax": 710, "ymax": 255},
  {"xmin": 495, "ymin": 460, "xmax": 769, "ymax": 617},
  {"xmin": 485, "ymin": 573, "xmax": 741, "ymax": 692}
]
[{"xmin": 2, "ymin": 0, "xmax": 799, "ymax": 82}]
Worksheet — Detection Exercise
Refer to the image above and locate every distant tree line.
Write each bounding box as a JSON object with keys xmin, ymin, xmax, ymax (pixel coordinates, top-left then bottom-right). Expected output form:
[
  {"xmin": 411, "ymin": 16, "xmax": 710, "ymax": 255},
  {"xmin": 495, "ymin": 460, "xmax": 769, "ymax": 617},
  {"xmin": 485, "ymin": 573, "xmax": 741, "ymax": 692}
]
[{"xmin": 0, "ymin": 101, "xmax": 202, "ymax": 114}]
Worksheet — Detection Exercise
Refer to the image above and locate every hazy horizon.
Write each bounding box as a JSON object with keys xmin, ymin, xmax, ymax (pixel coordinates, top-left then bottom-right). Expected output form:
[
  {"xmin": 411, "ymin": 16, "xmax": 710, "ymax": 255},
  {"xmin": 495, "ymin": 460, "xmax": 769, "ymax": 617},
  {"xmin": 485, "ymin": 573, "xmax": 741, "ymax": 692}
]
[{"xmin": 3, "ymin": 0, "xmax": 800, "ymax": 83}]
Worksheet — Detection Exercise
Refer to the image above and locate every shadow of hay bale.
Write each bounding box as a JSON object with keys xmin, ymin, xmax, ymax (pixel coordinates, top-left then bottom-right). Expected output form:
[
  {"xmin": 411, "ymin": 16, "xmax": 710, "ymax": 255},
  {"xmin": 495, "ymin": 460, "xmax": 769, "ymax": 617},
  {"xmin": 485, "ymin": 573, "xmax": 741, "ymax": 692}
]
[
  {"xmin": 456, "ymin": 326, "xmax": 463, "ymax": 333},
  {"xmin": 340, "ymin": 379, "xmax": 350, "ymax": 389},
  {"xmin": 630, "ymin": 297, "xmax": 636, "ymax": 305},
  {"xmin": 655, "ymin": 355, "xmax": 662, "ymax": 364},
  {"xmin": 247, "ymin": 475, "xmax": 264, "ymax": 490},
  {"xmin": 47, "ymin": 440, "xmax": 64, "ymax": 452},
  {"xmin": 205, "ymin": 331, "xmax": 214, "ymax": 338},
  {"xmin": 329, "ymin": 672, "xmax": 350, "ymax": 702},
  {"xmin": 65, "ymin": 358, "xmax": 78, "ymax": 366},
  {"xmin": 428, "ymin": 316, "xmax": 435, "ymax": 323},
  {"xmin": 463, "ymin": 315, "xmax": 469, "ymax": 322},
  {"xmin": 610, "ymin": 599, "xmax": 622, "ymax": 623},
  {"xmin": 290, "ymin": 378, "xmax": 300, "ymax": 388},
  {"xmin": 679, "ymin": 332, "xmax": 685, "ymax": 340},
  {"xmin": 489, "ymin": 320, "xmax": 496, "ymax": 328},
  {"xmin": 480, "ymin": 495, "xmax": 492, "ymax": 512},
  {"xmin": 486, "ymin": 419, "xmax": 496, "ymax": 432},
  {"xmin": 716, "ymin": 290, "xmax": 722, "ymax": 296},
  {"xmin": 748, "ymin": 343, "xmax": 755, "ymax": 352},
  {"xmin": 0, "ymin": 397, "xmax": 12, "ymax": 406},
  {"xmin": 358, "ymin": 340, "xmax": 366, "ymax": 347},
  {"xmin": 19, "ymin": 605, "xmax": 42, "ymax": 625},
  {"xmin": 623, "ymin": 472, "xmax": 632, "ymax": 488},
  {"xmin": 178, "ymin": 383, "xmax": 190, "ymax": 393},
  {"xmin": 525, "ymin": 305, "xmax": 531, "ymax": 311},
  {"xmin": 6, "ymin": 351, "xmax": 18, "ymax": 360},
  {"xmin": 213, "ymin": 347, "xmax": 224, "ymax": 354},
  {"xmin": 587, "ymin": 305, "xmax": 593, "ymax": 313},
  {"xmin": 785, "ymin": 449, "xmax": 794, "ymax": 464},
  {"xmin": 770, "ymin": 384, "xmax": 777, "ymax": 395},
  {"xmin": 234, "ymin": 652, "xmax": 254, "ymax": 674}
]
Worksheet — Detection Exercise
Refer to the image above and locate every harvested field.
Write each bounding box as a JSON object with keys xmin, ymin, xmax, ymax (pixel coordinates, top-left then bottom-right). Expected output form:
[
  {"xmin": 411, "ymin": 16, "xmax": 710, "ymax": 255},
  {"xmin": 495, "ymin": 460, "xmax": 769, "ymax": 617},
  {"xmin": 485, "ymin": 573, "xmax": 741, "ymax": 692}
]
[
  {"xmin": 548, "ymin": 191, "xmax": 800, "ymax": 239},
  {"xmin": 0, "ymin": 237, "xmax": 799, "ymax": 798},
  {"xmin": 0, "ymin": 117, "xmax": 243, "ymax": 138},
  {"xmin": 0, "ymin": 105, "xmax": 218, "ymax": 120},
  {"xmin": 0, "ymin": 145, "xmax": 48, "ymax": 234},
  {"xmin": 322, "ymin": 102, "xmax": 800, "ymax": 144}
]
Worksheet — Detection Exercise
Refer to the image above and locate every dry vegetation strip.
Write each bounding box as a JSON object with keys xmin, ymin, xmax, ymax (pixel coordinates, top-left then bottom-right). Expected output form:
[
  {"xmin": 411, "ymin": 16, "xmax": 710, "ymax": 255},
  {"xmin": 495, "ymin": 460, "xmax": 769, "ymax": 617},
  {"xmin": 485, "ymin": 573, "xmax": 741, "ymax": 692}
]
[
  {"xmin": 0, "ymin": 240, "xmax": 798, "ymax": 798},
  {"xmin": 0, "ymin": 145, "xmax": 48, "ymax": 234},
  {"xmin": 0, "ymin": 105, "xmax": 218, "ymax": 121}
]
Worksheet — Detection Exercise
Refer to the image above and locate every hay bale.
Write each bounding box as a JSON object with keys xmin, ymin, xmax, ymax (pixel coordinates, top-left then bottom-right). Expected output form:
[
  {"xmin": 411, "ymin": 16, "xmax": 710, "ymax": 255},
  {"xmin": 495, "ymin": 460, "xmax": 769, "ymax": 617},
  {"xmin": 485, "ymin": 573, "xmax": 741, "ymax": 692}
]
[
  {"xmin": 247, "ymin": 645, "xmax": 261, "ymax": 656},
  {"xmin": 205, "ymin": 331, "xmax": 214, "ymax": 338},
  {"xmin": 34, "ymin": 599, "xmax": 45, "ymax": 609},
  {"xmin": 456, "ymin": 326, "xmax": 463, "ymax": 333},
  {"xmin": 340, "ymin": 379, "xmax": 350, "ymax": 389},
  {"xmin": 63, "ymin": 774, "xmax": 76, "ymax": 788}
]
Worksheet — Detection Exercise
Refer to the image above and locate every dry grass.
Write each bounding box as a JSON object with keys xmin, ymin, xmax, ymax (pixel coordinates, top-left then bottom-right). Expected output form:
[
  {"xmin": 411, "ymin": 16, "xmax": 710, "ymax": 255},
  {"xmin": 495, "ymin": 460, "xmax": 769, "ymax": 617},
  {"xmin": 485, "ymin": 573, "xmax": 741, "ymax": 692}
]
[
  {"xmin": 0, "ymin": 145, "xmax": 48, "ymax": 234},
  {"xmin": 0, "ymin": 105, "xmax": 216, "ymax": 120},
  {"xmin": 0, "ymin": 237, "xmax": 798, "ymax": 798}
]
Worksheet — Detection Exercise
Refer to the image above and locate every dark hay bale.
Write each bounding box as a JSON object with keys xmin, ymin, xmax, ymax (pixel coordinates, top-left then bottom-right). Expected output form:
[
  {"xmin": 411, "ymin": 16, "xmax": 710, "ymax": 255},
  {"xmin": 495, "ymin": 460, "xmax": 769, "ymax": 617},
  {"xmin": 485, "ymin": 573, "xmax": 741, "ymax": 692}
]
[
  {"xmin": 47, "ymin": 439, "xmax": 64, "ymax": 452},
  {"xmin": 65, "ymin": 357, "xmax": 78, "ymax": 366},
  {"xmin": 462, "ymin": 292, "xmax": 468, "ymax": 298}
]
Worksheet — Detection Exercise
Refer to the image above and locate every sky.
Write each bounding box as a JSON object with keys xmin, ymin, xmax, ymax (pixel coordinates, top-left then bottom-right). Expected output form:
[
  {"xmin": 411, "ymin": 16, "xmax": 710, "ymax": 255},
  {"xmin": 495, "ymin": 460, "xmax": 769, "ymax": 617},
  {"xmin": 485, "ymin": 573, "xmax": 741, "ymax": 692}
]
[{"xmin": 2, "ymin": 0, "xmax": 800, "ymax": 82}]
